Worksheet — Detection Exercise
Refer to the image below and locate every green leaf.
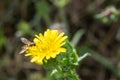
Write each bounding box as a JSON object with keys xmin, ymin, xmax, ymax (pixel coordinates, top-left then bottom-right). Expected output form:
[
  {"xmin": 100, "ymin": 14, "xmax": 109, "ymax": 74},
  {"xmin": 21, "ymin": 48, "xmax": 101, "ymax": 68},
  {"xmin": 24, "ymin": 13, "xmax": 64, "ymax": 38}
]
[
  {"xmin": 35, "ymin": 1, "xmax": 51, "ymax": 16},
  {"xmin": 77, "ymin": 46, "xmax": 120, "ymax": 77},
  {"xmin": 0, "ymin": 30, "xmax": 7, "ymax": 51},
  {"xmin": 64, "ymin": 41, "xmax": 73, "ymax": 53},
  {"xmin": 51, "ymin": 0, "xmax": 71, "ymax": 8},
  {"xmin": 71, "ymin": 29, "xmax": 85, "ymax": 47},
  {"xmin": 78, "ymin": 53, "xmax": 90, "ymax": 62},
  {"xmin": 17, "ymin": 20, "xmax": 32, "ymax": 36}
]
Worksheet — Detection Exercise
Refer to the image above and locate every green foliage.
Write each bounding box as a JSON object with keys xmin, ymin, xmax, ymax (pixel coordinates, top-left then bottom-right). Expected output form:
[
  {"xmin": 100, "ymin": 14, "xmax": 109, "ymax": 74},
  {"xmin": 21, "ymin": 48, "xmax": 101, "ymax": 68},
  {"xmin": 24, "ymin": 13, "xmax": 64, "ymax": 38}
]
[
  {"xmin": 17, "ymin": 21, "xmax": 32, "ymax": 36},
  {"xmin": 71, "ymin": 29, "xmax": 85, "ymax": 47},
  {"xmin": 0, "ymin": 30, "xmax": 7, "ymax": 52},
  {"xmin": 35, "ymin": 0, "xmax": 52, "ymax": 26},
  {"xmin": 28, "ymin": 72, "xmax": 46, "ymax": 80},
  {"xmin": 35, "ymin": 1, "xmax": 51, "ymax": 16},
  {"xmin": 95, "ymin": 6, "xmax": 119, "ymax": 24},
  {"xmin": 51, "ymin": 0, "xmax": 71, "ymax": 8},
  {"xmin": 117, "ymin": 48, "xmax": 120, "ymax": 58},
  {"xmin": 43, "ymin": 41, "xmax": 90, "ymax": 80},
  {"xmin": 77, "ymin": 46, "xmax": 120, "ymax": 78},
  {"xmin": 1, "ymin": 0, "xmax": 120, "ymax": 80}
]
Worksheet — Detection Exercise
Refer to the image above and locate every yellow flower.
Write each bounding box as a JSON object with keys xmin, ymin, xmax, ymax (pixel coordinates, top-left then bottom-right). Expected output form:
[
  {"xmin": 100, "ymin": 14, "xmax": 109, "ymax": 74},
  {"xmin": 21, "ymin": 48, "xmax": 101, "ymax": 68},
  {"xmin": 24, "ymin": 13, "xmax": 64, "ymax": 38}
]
[{"xmin": 25, "ymin": 29, "xmax": 68, "ymax": 64}]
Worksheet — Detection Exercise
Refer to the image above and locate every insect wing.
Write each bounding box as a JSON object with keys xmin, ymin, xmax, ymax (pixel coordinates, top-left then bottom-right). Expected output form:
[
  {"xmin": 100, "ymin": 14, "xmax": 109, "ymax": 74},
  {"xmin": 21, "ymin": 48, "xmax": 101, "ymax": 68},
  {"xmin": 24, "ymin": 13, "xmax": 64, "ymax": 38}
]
[
  {"xmin": 21, "ymin": 37, "xmax": 32, "ymax": 44},
  {"xmin": 19, "ymin": 37, "xmax": 34, "ymax": 54},
  {"xmin": 18, "ymin": 49, "xmax": 26, "ymax": 54},
  {"xmin": 18, "ymin": 45, "xmax": 28, "ymax": 54}
]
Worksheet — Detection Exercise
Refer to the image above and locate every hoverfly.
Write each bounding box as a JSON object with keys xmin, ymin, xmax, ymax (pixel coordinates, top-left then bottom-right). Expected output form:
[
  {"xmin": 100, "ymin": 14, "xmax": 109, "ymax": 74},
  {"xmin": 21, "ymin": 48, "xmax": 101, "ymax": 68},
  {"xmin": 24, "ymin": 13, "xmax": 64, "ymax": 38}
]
[{"xmin": 19, "ymin": 37, "xmax": 35, "ymax": 54}]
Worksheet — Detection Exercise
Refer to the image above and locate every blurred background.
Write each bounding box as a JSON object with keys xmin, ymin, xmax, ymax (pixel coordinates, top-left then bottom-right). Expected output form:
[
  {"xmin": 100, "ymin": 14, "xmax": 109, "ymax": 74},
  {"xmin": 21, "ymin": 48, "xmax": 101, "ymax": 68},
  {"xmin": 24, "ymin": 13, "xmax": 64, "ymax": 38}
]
[{"xmin": 0, "ymin": 0, "xmax": 120, "ymax": 80}]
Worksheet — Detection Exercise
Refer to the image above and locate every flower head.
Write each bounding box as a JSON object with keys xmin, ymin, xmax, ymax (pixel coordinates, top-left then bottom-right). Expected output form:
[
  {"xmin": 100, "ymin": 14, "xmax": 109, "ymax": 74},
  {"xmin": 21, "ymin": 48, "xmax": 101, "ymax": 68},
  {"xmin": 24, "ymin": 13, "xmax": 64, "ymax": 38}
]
[{"xmin": 25, "ymin": 29, "xmax": 68, "ymax": 64}]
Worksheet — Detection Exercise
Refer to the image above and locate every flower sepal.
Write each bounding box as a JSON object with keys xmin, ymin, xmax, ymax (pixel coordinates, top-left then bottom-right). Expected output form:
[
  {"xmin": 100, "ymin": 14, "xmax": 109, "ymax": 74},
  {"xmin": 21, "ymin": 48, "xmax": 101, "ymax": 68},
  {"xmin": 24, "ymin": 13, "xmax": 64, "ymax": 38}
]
[{"xmin": 42, "ymin": 41, "xmax": 80, "ymax": 80}]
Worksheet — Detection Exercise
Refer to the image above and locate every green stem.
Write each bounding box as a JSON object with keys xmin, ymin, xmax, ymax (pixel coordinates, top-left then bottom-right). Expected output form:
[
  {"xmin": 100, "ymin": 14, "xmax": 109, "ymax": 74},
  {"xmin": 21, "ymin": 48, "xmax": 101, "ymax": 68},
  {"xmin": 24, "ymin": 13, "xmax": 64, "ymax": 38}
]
[
  {"xmin": 59, "ymin": 7, "xmax": 69, "ymax": 33},
  {"xmin": 70, "ymin": 70, "xmax": 80, "ymax": 80},
  {"xmin": 55, "ymin": 66, "xmax": 79, "ymax": 80},
  {"xmin": 56, "ymin": 65, "xmax": 62, "ymax": 73},
  {"xmin": 43, "ymin": 14, "xmax": 52, "ymax": 26}
]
